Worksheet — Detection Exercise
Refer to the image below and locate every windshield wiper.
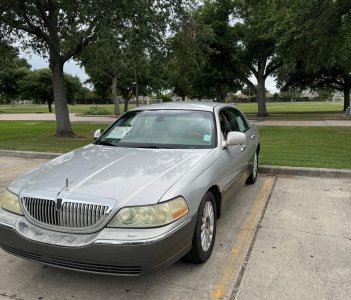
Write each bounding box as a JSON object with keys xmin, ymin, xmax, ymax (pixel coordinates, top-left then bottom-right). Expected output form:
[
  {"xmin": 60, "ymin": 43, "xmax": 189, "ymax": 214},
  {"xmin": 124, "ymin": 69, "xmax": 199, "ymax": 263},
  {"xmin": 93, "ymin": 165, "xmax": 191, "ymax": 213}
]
[
  {"xmin": 136, "ymin": 145, "xmax": 167, "ymax": 149},
  {"xmin": 96, "ymin": 141, "xmax": 117, "ymax": 147}
]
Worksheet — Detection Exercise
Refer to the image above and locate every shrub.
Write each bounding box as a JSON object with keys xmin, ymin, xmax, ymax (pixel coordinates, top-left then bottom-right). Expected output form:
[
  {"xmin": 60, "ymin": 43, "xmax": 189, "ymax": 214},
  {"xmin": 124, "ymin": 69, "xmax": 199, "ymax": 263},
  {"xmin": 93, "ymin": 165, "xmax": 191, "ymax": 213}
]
[{"xmin": 84, "ymin": 106, "xmax": 110, "ymax": 115}]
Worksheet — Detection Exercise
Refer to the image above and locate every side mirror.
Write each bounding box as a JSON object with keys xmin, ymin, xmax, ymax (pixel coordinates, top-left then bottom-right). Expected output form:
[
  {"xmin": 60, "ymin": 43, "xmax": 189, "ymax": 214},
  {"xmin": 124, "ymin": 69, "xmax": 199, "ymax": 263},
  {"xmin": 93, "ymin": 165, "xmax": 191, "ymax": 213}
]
[
  {"xmin": 226, "ymin": 131, "xmax": 246, "ymax": 147},
  {"xmin": 93, "ymin": 129, "xmax": 104, "ymax": 140}
]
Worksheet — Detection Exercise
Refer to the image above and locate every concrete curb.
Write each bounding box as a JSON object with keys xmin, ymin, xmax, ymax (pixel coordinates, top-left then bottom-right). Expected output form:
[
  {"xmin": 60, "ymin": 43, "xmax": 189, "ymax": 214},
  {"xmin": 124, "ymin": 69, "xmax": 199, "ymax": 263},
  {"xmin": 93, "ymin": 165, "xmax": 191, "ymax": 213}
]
[
  {"xmin": 259, "ymin": 165, "xmax": 351, "ymax": 179},
  {"xmin": 1, "ymin": 150, "xmax": 350, "ymax": 179},
  {"xmin": 0, "ymin": 149, "xmax": 61, "ymax": 159}
]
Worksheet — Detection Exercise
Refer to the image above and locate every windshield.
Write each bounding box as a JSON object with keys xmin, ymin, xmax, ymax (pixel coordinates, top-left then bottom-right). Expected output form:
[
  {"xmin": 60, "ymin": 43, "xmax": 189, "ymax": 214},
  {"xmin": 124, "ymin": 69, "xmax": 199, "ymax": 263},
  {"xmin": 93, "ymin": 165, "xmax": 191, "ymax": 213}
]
[{"xmin": 96, "ymin": 109, "xmax": 216, "ymax": 149}]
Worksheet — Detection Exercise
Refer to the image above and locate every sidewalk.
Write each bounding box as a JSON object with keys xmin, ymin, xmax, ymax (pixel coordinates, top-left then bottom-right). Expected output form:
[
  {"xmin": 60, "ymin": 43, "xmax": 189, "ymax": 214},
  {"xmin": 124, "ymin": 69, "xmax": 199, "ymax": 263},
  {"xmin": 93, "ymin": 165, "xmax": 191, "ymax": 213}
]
[
  {"xmin": 1, "ymin": 113, "xmax": 351, "ymax": 126},
  {"xmin": 235, "ymin": 176, "xmax": 351, "ymax": 299}
]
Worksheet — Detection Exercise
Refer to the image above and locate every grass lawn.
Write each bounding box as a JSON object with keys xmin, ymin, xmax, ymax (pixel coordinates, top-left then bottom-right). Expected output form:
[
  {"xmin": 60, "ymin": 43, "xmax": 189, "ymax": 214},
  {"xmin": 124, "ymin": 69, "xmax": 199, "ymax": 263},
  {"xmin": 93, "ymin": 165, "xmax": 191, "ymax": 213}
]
[
  {"xmin": 0, "ymin": 121, "xmax": 350, "ymax": 169},
  {"xmin": 0, "ymin": 101, "xmax": 344, "ymax": 115},
  {"xmin": 0, "ymin": 104, "xmax": 136, "ymax": 114},
  {"xmin": 0, "ymin": 121, "xmax": 110, "ymax": 153},
  {"xmin": 236, "ymin": 101, "xmax": 344, "ymax": 114},
  {"xmin": 258, "ymin": 126, "xmax": 351, "ymax": 169}
]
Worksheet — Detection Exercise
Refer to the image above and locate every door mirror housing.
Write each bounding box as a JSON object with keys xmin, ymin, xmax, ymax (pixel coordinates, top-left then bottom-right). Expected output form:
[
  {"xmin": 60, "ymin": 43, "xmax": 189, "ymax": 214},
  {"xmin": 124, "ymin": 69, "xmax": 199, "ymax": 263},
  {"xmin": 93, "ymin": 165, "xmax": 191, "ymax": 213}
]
[
  {"xmin": 93, "ymin": 129, "xmax": 104, "ymax": 140},
  {"xmin": 226, "ymin": 131, "xmax": 246, "ymax": 147}
]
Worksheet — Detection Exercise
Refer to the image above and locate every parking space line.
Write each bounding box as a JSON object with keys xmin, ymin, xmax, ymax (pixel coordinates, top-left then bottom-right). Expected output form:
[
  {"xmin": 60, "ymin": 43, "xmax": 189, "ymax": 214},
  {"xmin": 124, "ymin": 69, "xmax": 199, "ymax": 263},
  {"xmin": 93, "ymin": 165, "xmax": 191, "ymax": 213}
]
[{"xmin": 210, "ymin": 176, "xmax": 276, "ymax": 299}]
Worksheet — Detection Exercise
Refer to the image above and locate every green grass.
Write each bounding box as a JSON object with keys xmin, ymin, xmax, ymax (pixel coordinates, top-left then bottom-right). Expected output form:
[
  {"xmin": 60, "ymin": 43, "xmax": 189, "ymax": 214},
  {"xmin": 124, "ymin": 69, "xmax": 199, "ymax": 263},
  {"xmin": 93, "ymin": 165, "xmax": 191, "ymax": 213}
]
[
  {"xmin": 236, "ymin": 101, "xmax": 344, "ymax": 113},
  {"xmin": 0, "ymin": 121, "xmax": 350, "ymax": 169},
  {"xmin": 0, "ymin": 121, "xmax": 110, "ymax": 153},
  {"xmin": 0, "ymin": 101, "xmax": 344, "ymax": 115},
  {"xmin": 0, "ymin": 104, "xmax": 136, "ymax": 114},
  {"xmin": 246, "ymin": 113, "xmax": 350, "ymax": 121},
  {"xmin": 258, "ymin": 126, "xmax": 351, "ymax": 169}
]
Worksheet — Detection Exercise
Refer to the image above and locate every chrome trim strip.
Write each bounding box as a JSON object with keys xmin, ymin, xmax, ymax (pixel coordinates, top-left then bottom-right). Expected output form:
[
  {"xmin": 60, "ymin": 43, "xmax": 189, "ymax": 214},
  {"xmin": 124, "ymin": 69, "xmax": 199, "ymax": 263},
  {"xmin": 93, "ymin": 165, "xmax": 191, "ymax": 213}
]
[
  {"xmin": 21, "ymin": 196, "xmax": 109, "ymax": 232},
  {"xmin": 94, "ymin": 217, "xmax": 193, "ymax": 246},
  {"xmin": 0, "ymin": 220, "xmax": 15, "ymax": 230}
]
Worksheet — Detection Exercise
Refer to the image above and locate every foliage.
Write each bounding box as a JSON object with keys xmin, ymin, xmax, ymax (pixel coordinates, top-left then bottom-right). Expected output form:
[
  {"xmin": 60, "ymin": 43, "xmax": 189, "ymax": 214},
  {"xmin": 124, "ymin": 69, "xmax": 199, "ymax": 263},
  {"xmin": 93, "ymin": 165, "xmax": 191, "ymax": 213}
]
[
  {"xmin": 84, "ymin": 106, "xmax": 111, "ymax": 115},
  {"xmin": 0, "ymin": 0, "xmax": 135, "ymax": 136},
  {"xmin": 230, "ymin": 0, "xmax": 283, "ymax": 116},
  {"xmin": 168, "ymin": 0, "xmax": 242, "ymax": 101},
  {"xmin": 19, "ymin": 68, "xmax": 82, "ymax": 112},
  {"xmin": 275, "ymin": 0, "xmax": 351, "ymax": 110},
  {"xmin": 0, "ymin": 57, "xmax": 31, "ymax": 101},
  {"xmin": 79, "ymin": 0, "xmax": 191, "ymax": 114},
  {"xmin": 0, "ymin": 42, "xmax": 19, "ymax": 71}
]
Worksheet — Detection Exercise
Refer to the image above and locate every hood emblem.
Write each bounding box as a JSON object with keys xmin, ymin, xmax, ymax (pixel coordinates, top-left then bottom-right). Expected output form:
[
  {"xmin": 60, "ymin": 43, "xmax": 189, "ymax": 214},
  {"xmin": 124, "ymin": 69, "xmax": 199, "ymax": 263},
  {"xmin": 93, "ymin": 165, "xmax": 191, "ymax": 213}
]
[
  {"xmin": 65, "ymin": 178, "xmax": 69, "ymax": 190},
  {"xmin": 56, "ymin": 198, "xmax": 63, "ymax": 211}
]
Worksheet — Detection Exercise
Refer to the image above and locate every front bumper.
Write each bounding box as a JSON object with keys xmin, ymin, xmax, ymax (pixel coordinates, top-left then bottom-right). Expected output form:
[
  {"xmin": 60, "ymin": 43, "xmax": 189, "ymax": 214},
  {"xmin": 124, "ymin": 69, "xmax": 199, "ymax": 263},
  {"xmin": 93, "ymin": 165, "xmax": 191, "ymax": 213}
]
[{"xmin": 0, "ymin": 208, "xmax": 196, "ymax": 276}]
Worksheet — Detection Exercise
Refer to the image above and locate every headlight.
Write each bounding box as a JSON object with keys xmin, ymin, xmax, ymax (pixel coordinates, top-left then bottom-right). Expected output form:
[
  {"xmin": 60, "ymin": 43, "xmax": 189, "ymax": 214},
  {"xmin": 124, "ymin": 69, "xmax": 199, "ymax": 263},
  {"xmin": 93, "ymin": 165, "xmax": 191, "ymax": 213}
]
[
  {"xmin": 108, "ymin": 197, "xmax": 188, "ymax": 228},
  {"xmin": 1, "ymin": 189, "xmax": 23, "ymax": 215}
]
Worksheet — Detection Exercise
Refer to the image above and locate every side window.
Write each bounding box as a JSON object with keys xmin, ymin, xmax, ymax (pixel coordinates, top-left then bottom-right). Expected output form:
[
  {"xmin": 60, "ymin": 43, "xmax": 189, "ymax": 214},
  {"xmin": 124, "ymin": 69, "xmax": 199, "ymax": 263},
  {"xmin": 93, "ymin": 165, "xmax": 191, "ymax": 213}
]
[
  {"xmin": 224, "ymin": 108, "xmax": 249, "ymax": 133},
  {"xmin": 219, "ymin": 112, "xmax": 231, "ymax": 139}
]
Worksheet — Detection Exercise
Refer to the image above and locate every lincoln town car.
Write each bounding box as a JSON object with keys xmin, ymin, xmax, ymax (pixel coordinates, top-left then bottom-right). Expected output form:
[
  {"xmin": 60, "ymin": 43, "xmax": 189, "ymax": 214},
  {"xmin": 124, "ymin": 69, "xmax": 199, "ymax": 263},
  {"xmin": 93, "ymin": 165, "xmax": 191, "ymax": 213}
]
[{"xmin": 0, "ymin": 102, "xmax": 260, "ymax": 275}]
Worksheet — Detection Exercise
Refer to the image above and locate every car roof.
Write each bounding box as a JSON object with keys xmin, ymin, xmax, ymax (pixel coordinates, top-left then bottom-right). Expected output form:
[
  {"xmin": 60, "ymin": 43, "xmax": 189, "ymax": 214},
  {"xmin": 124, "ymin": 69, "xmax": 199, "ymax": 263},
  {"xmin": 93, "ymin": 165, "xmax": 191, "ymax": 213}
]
[{"xmin": 130, "ymin": 101, "xmax": 231, "ymax": 112}]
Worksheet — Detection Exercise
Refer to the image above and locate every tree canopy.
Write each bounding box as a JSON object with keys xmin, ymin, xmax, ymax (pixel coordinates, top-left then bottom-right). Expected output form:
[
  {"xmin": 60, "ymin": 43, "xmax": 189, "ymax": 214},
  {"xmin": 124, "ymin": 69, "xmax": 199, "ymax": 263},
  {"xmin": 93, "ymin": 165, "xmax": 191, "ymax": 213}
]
[{"xmin": 1, "ymin": 0, "xmax": 351, "ymax": 130}]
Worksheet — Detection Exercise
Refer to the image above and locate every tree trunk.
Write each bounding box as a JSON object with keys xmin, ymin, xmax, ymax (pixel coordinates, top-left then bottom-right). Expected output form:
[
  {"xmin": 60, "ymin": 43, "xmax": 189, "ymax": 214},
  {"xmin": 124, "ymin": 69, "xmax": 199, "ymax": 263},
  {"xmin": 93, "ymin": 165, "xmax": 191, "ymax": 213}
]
[
  {"xmin": 256, "ymin": 72, "xmax": 268, "ymax": 117},
  {"xmin": 111, "ymin": 76, "xmax": 120, "ymax": 115},
  {"xmin": 343, "ymin": 75, "xmax": 350, "ymax": 111},
  {"xmin": 47, "ymin": 101, "xmax": 52, "ymax": 113},
  {"xmin": 124, "ymin": 98, "xmax": 129, "ymax": 112},
  {"xmin": 122, "ymin": 89, "xmax": 129, "ymax": 112},
  {"xmin": 181, "ymin": 95, "xmax": 186, "ymax": 101},
  {"xmin": 50, "ymin": 57, "xmax": 74, "ymax": 137}
]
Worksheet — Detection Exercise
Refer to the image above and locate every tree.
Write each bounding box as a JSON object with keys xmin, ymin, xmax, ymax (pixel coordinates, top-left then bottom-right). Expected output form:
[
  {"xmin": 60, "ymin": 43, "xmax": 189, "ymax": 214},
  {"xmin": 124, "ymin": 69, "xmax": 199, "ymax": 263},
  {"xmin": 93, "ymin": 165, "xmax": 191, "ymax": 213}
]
[
  {"xmin": 80, "ymin": 29, "xmax": 124, "ymax": 115},
  {"xmin": 81, "ymin": 0, "xmax": 189, "ymax": 111},
  {"xmin": 167, "ymin": 1, "xmax": 245, "ymax": 102},
  {"xmin": 0, "ymin": 42, "xmax": 18, "ymax": 71},
  {"xmin": 19, "ymin": 68, "xmax": 82, "ymax": 112},
  {"xmin": 0, "ymin": 0, "xmax": 123, "ymax": 136},
  {"xmin": 275, "ymin": 0, "xmax": 351, "ymax": 111},
  {"xmin": 0, "ymin": 57, "xmax": 31, "ymax": 102},
  {"xmin": 232, "ymin": 0, "xmax": 282, "ymax": 116}
]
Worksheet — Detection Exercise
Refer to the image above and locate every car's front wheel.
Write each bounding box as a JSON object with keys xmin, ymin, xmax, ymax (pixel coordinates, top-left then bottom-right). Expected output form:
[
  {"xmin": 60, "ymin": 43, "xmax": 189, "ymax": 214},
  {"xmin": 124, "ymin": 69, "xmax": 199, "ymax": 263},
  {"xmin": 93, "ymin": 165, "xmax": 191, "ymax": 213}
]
[
  {"xmin": 246, "ymin": 151, "xmax": 259, "ymax": 184},
  {"xmin": 184, "ymin": 192, "xmax": 217, "ymax": 263}
]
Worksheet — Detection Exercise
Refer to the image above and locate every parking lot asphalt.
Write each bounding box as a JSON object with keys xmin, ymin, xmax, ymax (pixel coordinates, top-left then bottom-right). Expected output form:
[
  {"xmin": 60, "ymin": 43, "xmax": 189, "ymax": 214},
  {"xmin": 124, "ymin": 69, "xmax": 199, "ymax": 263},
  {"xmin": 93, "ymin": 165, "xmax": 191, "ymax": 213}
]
[{"xmin": 0, "ymin": 157, "xmax": 350, "ymax": 300}]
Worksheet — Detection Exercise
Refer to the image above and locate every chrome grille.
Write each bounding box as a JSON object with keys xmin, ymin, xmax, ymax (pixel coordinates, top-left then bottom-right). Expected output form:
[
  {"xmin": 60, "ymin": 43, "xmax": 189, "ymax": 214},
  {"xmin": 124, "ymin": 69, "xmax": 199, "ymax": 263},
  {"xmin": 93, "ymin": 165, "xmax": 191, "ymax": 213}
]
[{"xmin": 22, "ymin": 197, "xmax": 109, "ymax": 228}]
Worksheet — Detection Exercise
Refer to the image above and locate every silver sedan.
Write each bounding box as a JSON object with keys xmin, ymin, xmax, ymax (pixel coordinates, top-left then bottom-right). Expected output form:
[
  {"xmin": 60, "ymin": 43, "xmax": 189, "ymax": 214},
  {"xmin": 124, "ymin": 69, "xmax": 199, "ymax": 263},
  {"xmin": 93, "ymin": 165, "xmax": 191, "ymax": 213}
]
[{"xmin": 0, "ymin": 102, "xmax": 260, "ymax": 275}]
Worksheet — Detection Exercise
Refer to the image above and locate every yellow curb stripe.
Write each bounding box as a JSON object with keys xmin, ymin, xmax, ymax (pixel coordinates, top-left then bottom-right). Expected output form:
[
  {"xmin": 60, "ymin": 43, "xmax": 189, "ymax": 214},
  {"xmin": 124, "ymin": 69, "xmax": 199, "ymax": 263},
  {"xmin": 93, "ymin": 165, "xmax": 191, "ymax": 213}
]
[{"xmin": 210, "ymin": 176, "xmax": 275, "ymax": 299}]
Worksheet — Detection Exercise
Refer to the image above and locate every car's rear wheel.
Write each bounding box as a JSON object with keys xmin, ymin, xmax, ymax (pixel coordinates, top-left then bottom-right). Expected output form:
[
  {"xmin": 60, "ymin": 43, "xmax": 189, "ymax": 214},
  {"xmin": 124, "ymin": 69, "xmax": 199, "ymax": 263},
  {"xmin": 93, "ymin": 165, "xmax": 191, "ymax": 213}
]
[
  {"xmin": 184, "ymin": 192, "xmax": 217, "ymax": 263},
  {"xmin": 246, "ymin": 151, "xmax": 258, "ymax": 184}
]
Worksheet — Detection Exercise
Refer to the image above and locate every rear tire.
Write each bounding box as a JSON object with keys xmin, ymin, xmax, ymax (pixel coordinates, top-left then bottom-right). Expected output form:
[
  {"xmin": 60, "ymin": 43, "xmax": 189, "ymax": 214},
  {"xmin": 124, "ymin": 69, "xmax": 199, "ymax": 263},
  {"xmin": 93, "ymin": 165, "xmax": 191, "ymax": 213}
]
[
  {"xmin": 246, "ymin": 151, "xmax": 258, "ymax": 184},
  {"xmin": 184, "ymin": 192, "xmax": 217, "ymax": 263}
]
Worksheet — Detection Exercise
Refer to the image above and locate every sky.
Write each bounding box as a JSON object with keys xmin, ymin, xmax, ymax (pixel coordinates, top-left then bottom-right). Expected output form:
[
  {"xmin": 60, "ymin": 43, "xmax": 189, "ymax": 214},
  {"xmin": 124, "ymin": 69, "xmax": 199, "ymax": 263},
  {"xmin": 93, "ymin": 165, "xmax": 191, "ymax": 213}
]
[{"xmin": 20, "ymin": 52, "xmax": 279, "ymax": 93}]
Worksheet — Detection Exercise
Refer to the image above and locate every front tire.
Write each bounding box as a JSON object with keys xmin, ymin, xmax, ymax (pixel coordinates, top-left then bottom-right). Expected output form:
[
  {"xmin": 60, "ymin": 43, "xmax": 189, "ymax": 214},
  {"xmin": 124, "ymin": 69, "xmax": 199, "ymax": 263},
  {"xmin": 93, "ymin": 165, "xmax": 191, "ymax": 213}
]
[
  {"xmin": 184, "ymin": 192, "xmax": 217, "ymax": 263},
  {"xmin": 246, "ymin": 151, "xmax": 258, "ymax": 184}
]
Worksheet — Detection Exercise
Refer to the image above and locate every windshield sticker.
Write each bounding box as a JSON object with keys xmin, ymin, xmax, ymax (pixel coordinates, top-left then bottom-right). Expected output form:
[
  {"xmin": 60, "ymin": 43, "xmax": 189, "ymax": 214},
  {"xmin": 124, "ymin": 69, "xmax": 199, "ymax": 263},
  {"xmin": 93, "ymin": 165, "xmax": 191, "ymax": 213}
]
[
  {"xmin": 203, "ymin": 134, "xmax": 211, "ymax": 142},
  {"xmin": 106, "ymin": 127, "xmax": 132, "ymax": 139}
]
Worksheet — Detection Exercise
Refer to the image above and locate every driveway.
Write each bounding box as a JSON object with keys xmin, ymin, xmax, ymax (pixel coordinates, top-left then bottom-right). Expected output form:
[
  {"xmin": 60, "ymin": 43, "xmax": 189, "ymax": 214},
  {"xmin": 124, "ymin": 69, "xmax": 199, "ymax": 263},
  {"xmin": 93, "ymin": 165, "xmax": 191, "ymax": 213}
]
[{"xmin": 0, "ymin": 157, "xmax": 350, "ymax": 299}]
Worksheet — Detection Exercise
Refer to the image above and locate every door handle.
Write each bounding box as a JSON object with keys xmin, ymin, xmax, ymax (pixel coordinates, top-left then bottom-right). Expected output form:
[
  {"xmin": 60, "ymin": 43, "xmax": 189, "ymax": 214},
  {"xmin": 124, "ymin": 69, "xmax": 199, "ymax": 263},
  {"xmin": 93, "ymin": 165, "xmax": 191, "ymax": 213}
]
[
  {"xmin": 251, "ymin": 134, "xmax": 256, "ymax": 139},
  {"xmin": 241, "ymin": 145, "xmax": 246, "ymax": 151}
]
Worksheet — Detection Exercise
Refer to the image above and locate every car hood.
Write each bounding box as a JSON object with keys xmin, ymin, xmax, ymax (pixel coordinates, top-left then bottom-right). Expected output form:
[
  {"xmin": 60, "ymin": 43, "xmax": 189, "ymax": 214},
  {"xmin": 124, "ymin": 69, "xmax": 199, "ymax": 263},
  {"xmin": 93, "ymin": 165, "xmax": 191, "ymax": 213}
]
[{"xmin": 9, "ymin": 144, "xmax": 212, "ymax": 207}]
